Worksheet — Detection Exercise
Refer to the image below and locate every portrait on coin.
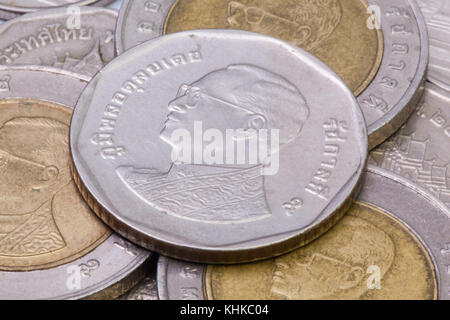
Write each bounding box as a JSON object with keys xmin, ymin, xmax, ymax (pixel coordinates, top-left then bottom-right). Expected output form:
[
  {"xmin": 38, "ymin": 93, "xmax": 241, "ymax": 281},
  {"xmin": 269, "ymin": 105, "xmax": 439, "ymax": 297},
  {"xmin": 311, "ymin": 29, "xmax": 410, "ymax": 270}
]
[
  {"xmin": 117, "ymin": 64, "xmax": 310, "ymax": 223},
  {"xmin": 226, "ymin": 0, "xmax": 342, "ymax": 50},
  {"xmin": 0, "ymin": 113, "xmax": 108, "ymax": 262}
]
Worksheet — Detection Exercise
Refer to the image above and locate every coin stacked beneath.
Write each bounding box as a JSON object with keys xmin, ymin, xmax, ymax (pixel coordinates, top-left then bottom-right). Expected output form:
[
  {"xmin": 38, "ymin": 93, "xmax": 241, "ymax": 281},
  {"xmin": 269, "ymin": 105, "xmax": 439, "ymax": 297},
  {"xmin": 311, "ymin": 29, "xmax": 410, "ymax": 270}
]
[{"xmin": 0, "ymin": 0, "xmax": 449, "ymax": 300}]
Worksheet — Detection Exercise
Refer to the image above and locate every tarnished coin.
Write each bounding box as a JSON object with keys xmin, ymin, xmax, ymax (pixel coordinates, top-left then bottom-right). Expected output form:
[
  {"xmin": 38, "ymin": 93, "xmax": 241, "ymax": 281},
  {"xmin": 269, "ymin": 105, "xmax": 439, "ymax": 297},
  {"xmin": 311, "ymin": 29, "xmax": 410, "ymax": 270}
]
[
  {"xmin": 0, "ymin": 0, "xmax": 117, "ymax": 13},
  {"xmin": 0, "ymin": 66, "xmax": 150, "ymax": 300},
  {"xmin": 116, "ymin": 0, "xmax": 428, "ymax": 149},
  {"xmin": 70, "ymin": 30, "xmax": 367, "ymax": 264},
  {"xmin": 371, "ymin": 82, "xmax": 450, "ymax": 208},
  {"xmin": 157, "ymin": 165, "xmax": 450, "ymax": 300},
  {"xmin": 417, "ymin": 0, "xmax": 450, "ymax": 91},
  {"xmin": 0, "ymin": 7, "xmax": 117, "ymax": 77}
]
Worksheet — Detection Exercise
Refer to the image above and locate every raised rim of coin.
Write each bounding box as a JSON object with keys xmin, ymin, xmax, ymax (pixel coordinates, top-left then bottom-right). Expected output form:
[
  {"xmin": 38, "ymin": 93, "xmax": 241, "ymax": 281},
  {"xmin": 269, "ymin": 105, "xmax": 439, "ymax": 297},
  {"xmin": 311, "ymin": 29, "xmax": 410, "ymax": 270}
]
[
  {"xmin": 157, "ymin": 165, "xmax": 450, "ymax": 300},
  {"xmin": 0, "ymin": 65, "xmax": 150, "ymax": 300},
  {"xmin": 71, "ymin": 29, "xmax": 368, "ymax": 264},
  {"xmin": 115, "ymin": 0, "xmax": 428, "ymax": 150},
  {"xmin": 0, "ymin": 6, "xmax": 118, "ymax": 78},
  {"xmin": 0, "ymin": 0, "xmax": 117, "ymax": 13}
]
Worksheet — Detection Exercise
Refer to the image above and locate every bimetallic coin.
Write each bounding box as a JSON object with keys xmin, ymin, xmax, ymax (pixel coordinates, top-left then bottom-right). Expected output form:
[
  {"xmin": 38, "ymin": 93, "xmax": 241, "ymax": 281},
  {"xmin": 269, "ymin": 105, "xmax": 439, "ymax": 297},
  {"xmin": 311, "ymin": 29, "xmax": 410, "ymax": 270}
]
[
  {"xmin": 71, "ymin": 30, "xmax": 367, "ymax": 264},
  {"xmin": 116, "ymin": 0, "xmax": 428, "ymax": 149},
  {"xmin": 0, "ymin": 7, "xmax": 117, "ymax": 77},
  {"xmin": 417, "ymin": 0, "xmax": 450, "ymax": 91},
  {"xmin": 371, "ymin": 82, "xmax": 450, "ymax": 209},
  {"xmin": 0, "ymin": 0, "xmax": 117, "ymax": 13},
  {"xmin": 116, "ymin": 0, "xmax": 383, "ymax": 97},
  {"xmin": 0, "ymin": 66, "xmax": 150, "ymax": 299},
  {"xmin": 157, "ymin": 166, "xmax": 450, "ymax": 300}
]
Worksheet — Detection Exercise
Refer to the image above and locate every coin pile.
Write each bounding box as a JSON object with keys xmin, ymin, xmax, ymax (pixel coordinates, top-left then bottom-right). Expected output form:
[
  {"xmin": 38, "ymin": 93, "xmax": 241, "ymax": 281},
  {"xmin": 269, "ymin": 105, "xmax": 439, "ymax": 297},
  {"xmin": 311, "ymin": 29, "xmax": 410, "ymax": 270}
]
[{"xmin": 0, "ymin": 0, "xmax": 449, "ymax": 300}]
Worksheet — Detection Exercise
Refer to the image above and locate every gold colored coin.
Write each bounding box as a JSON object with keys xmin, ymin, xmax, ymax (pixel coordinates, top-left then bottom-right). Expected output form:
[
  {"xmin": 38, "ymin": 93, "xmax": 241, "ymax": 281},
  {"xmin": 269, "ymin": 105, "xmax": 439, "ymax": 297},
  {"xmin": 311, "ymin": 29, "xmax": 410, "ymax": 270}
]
[
  {"xmin": 205, "ymin": 202, "xmax": 437, "ymax": 300},
  {"xmin": 0, "ymin": 99, "xmax": 111, "ymax": 271},
  {"xmin": 164, "ymin": 0, "xmax": 383, "ymax": 96}
]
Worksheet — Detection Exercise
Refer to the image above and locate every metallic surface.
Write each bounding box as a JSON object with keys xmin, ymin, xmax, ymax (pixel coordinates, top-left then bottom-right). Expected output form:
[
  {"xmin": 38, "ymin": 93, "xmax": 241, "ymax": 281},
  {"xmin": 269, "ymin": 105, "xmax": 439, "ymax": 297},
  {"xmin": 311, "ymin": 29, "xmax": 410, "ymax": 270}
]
[
  {"xmin": 119, "ymin": 270, "xmax": 158, "ymax": 300},
  {"xmin": 417, "ymin": 0, "xmax": 450, "ymax": 91},
  {"xmin": 0, "ymin": 66, "xmax": 150, "ymax": 299},
  {"xmin": 117, "ymin": 0, "xmax": 383, "ymax": 96},
  {"xmin": 116, "ymin": 0, "xmax": 428, "ymax": 150},
  {"xmin": 70, "ymin": 30, "xmax": 367, "ymax": 264},
  {"xmin": 0, "ymin": 7, "xmax": 117, "ymax": 77},
  {"xmin": 371, "ymin": 82, "xmax": 450, "ymax": 208},
  {"xmin": 0, "ymin": 0, "xmax": 117, "ymax": 13},
  {"xmin": 157, "ymin": 166, "xmax": 450, "ymax": 300}
]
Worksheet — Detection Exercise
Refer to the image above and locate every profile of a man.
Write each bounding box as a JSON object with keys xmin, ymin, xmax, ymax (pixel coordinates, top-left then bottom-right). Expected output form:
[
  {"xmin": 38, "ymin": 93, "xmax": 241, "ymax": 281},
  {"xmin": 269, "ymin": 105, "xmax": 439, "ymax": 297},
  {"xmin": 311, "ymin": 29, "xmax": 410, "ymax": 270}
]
[
  {"xmin": 0, "ymin": 117, "xmax": 70, "ymax": 256},
  {"xmin": 227, "ymin": 0, "xmax": 343, "ymax": 50},
  {"xmin": 117, "ymin": 64, "xmax": 309, "ymax": 223}
]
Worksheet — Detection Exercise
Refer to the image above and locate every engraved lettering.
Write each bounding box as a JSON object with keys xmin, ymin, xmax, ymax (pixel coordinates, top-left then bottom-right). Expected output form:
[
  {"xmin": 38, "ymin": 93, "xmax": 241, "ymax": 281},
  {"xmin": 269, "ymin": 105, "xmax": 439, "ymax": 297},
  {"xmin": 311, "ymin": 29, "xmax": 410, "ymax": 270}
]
[
  {"xmin": 79, "ymin": 259, "xmax": 100, "ymax": 278},
  {"xmin": 380, "ymin": 77, "xmax": 398, "ymax": 89},
  {"xmin": 362, "ymin": 94, "xmax": 389, "ymax": 113},
  {"xmin": 389, "ymin": 60, "xmax": 406, "ymax": 70}
]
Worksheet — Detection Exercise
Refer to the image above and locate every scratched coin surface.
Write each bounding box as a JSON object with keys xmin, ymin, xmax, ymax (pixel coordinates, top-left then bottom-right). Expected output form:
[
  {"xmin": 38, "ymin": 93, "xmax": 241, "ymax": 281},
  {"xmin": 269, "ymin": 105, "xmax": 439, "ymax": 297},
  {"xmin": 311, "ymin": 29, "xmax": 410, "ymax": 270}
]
[
  {"xmin": 0, "ymin": 6, "xmax": 117, "ymax": 77},
  {"xmin": 0, "ymin": 0, "xmax": 116, "ymax": 13},
  {"xmin": 116, "ymin": 0, "xmax": 427, "ymax": 149},
  {"xmin": 0, "ymin": 66, "xmax": 150, "ymax": 299},
  {"xmin": 371, "ymin": 82, "xmax": 450, "ymax": 209},
  {"xmin": 70, "ymin": 30, "xmax": 367, "ymax": 264},
  {"xmin": 417, "ymin": 0, "xmax": 450, "ymax": 91},
  {"xmin": 157, "ymin": 166, "xmax": 450, "ymax": 300}
]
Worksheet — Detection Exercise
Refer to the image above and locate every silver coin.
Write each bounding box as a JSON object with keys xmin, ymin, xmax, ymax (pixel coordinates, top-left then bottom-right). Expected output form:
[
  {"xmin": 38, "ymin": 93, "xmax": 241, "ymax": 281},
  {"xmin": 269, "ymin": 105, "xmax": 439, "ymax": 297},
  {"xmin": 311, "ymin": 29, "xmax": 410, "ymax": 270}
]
[
  {"xmin": 0, "ymin": 66, "xmax": 150, "ymax": 300},
  {"xmin": 371, "ymin": 82, "xmax": 450, "ymax": 208},
  {"xmin": 70, "ymin": 30, "xmax": 367, "ymax": 264},
  {"xmin": 417, "ymin": 0, "xmax": 450, "ymax": 91},
  {"xmin": 0, "ymin": 9, "xmax": 20, "ymax": 21},
  {"xmin": 158, "ymin": 165, "xmax": 450, "ymax": 300},
  {"xmin": 0, "ymin": 0, "xmax": 117, "ymax": 13},
  {"xmin": 0, "ymin": 6, "xmax": 117, "ymax": 78},
  {"xmin": 115, "ymin": 0, "xmax": 428, "ymax": 149},
  {"xmin": 0, "ymin": 0, "xmax": 118, "ymax": 21},
  {"xmin": 119, "ymin": 270, "xmax": 159, "ymax": 300}
]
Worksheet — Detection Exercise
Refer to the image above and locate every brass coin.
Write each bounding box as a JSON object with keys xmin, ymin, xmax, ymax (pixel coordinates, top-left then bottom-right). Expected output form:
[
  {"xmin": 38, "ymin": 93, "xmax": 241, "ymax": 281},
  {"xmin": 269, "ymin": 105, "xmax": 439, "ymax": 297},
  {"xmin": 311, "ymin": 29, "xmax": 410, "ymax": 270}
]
[
  {"xmin": 204, "ymin": 202, "xmax": 437, "ymax": 300},
  {"xmin": 163, "ymin": 0, "xmax": 383, "ymax": 96},
  {"xmin": 0, "ymin": 99, "xmax": 111, "ymax": 272}
]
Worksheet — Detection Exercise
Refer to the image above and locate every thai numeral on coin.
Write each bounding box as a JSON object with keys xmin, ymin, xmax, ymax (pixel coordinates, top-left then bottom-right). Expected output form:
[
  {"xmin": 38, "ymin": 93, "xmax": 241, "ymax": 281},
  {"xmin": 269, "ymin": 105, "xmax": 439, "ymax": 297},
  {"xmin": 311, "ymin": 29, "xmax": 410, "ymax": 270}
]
[
  {"xmin": 79, "ymin": 259, "xmax": 100, "ymax": 278},
  {"xmin": 283, "ymin": 198, "xmax": 303, "ymax": 216},
  {"xmin": 114, "ymin": 239, "xmax": 139, "ymax": 257}
]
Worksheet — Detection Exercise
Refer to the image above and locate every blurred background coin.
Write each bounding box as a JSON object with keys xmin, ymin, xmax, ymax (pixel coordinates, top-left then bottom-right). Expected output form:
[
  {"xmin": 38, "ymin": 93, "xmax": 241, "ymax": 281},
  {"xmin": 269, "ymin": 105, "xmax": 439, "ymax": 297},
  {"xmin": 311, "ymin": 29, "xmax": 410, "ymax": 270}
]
[
  {"xmin": 70, "ymin": 30, "xmax": 367, "ymax": 264},
  {"xmin": 116, "ymin": 0, "xmax": 428, "ymax": 149},
  {"xmin": 157, "ymin": 166, "xmax": 450, "ymax": 300},
  {"xmin": 0, "ymin": 66, "xmax": 150, "ymax": 300},
  {"xmin": 370, "ymin": 82, "xmax": 450, "ymax": 209},
  {"xmin": 0, "ymin": 6, "xmax": 117, "ymax": 77},
  {"xmin": 417, "ymin": 0, "xmax": 450, "ymax": 91}
]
